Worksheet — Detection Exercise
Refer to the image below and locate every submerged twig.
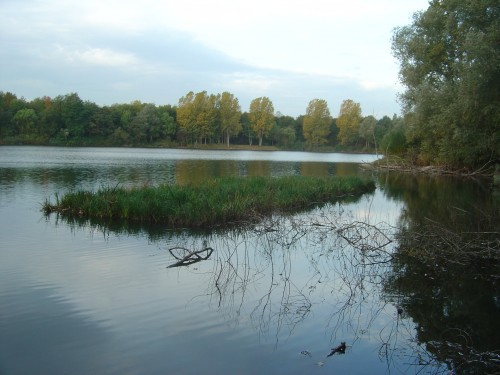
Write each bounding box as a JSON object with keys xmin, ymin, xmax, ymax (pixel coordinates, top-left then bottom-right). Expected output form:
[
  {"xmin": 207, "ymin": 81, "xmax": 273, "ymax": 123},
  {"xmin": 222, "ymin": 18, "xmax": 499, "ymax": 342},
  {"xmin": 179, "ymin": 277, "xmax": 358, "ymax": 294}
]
[{"xmin": 167, "ymin": 246, "xmax": 214, "ymax": 268}]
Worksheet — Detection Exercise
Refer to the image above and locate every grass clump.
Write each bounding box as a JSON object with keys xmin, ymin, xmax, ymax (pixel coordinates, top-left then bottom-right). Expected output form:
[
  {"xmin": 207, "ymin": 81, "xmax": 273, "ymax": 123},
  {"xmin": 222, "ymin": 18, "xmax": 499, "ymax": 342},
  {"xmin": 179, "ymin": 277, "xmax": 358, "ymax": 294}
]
[{"xmin": 43, "ymin": 176, "xmax": 375, "ymax": 228}]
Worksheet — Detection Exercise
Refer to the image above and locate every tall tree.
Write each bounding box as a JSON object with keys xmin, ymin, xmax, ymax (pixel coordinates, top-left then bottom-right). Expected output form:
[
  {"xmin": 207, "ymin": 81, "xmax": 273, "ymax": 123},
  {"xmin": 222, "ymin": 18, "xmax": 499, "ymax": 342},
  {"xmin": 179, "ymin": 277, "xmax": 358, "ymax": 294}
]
[
  {"xmin": 239, "ymin": 112, "xmax": 253, "ymax": 145},
  {"xmin": 275, "ymin": 114, "xmax": 298, "ymax": 147},
  {"xmin": 119, "ymin": 101, "xmax": 145, "ymax": 145},
  {"xmin": 392, "ymin": 0, "xmax": 500, "ymax": 168},
  {"xmin": 177, "ymin": 91, "xmax": 216, "ymax": 144},
  {"xmin": 337, "ymin": 99, "xmax": 362, "ymax": 146},
  {"xmin": 302, "ymin": 99, "xmax": 331, "ymax": 147},
  {"xmin": 88, "ymin": 105, "xmax": 117, "ymax": 138},
  {"xmin": 358, "ymin": 115, "xmax": 377, "ymax": 149},
  {"xmin": 13, "ymin": 108, "xmax": 38, "ymax": 140},
  {"xmin": 249, "ymin": 97, "xmax": 274, "ymax": 146},
  {"xmin": 218, "ymin": 92, "xmax": 241, "ymax": 146},
  {"xmin": 131, "ymin": 104, "xmax": 163, "ymax": 144},
  {"xmin": 195, "ymin": 92, "xmax": 217, "ymax": 144},
  {"xmin": 0, "ymin": 92, "xmax": 23, "ymax": 137},
  {"xmin": 375, "ymin": 115, "xmax": 392, "ymax": 146},
  {"xmin": 380, "ymin": 115, "xmax": 407, "ymax": 155},
  {"xmin": 59, "ymin": 93, "xmax": 89, "ymax": 141},
  {"xmin": 176, "ymin": 92, "xmax": 197, "ymax": 144},
  {"xmin": 157, "ymin": 105, "xmax": 177, "ymax": 142}
]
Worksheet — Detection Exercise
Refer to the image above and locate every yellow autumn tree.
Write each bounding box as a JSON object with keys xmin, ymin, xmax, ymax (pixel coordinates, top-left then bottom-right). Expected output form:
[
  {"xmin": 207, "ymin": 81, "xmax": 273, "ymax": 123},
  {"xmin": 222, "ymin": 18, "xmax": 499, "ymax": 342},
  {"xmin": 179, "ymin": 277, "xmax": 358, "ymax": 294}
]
[
  {"xmin": 218, "ymin": 92, "xmax": 242, "ymax": 146},
  {"xmin": 337, "ymin": 99, "xmax": 362, "ymax": 146},
  {"xmin": 302, "ymin": 99, "xmax": 331, "ymax": 147},
  {"xmin": 177, "ymin": 91, "xmax": 217, "ymax": 144},
  {"xmin": 249, "ymin": 97, "xmax": 274, "ymax": 146}
]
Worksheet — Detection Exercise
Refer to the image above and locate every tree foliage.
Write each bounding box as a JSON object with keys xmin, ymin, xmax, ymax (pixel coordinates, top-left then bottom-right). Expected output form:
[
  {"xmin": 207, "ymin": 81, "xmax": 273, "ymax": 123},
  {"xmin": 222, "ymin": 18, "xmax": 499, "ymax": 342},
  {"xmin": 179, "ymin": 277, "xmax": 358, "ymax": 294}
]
[
  {"xmin": 392, "ymin": 0, "xmax": 500, "ymax": 169},
  {"xmin": 302, "ymin": 99, "xmax": 331, "ymax": 147},
  {"xmin": 380, "ymin": 116, "xmax": 407, "ymax": 154},
  {"xmin": 249, "ymin": 97, "xmax": 275, "ymax": 146},
  {"xmin": 337, "ymin": 99, "xmax": 362, "ymax": 146},
  {"xmin": 218, "ymin": 92, "xmax": 242, "ymax": 146},
  {"xmin": 0, "ymin": 90, "xmax": 398, "ymax": 150},
  {"xmin": 177, "ymin": 91, "xmax": 217, "ymax": 144},
  {"xmin": 13, "ymin": 108, "xmax": 38, "ymax": 140},
  {"xmin": 358, "ymin": 115, "xmax": 377, "ymax": 150}
]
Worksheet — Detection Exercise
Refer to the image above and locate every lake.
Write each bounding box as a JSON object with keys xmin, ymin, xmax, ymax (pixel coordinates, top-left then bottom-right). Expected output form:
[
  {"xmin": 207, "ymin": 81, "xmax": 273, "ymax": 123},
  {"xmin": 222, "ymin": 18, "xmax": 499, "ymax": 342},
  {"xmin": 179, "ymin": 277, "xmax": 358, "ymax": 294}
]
[{"xmin": 0, "ymin": 146, "xmax": 498, "ymax": 375}]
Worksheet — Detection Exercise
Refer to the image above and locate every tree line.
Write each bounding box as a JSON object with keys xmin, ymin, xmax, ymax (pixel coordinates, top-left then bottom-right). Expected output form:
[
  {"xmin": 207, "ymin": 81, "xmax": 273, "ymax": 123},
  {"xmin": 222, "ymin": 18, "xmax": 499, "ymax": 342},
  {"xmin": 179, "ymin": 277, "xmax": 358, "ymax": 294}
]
[
  {"xmin": 1, "ymin": 1, "xmax": 498, "ymax": 172},
  {"xmin": 0, "ymin": 90, "xmax": 405, "ymax": 152}
]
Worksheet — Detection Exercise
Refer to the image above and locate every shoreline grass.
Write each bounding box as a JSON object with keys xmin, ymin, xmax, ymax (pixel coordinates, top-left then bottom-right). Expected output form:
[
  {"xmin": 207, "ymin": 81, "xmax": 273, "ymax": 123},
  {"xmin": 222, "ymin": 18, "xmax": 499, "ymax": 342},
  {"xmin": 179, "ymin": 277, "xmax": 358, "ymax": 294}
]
[{"xmin": 43, "ymin": 176, "xmax": 375, "ymax": 228}]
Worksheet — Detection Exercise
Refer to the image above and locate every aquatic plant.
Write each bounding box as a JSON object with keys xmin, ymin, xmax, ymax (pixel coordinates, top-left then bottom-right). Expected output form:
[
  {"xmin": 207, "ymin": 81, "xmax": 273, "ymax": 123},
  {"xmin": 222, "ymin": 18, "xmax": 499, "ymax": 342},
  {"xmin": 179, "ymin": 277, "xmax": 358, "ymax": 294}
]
[{"xmin": 43, "ymin": 176, "xmax": 375, "ymax": 228}]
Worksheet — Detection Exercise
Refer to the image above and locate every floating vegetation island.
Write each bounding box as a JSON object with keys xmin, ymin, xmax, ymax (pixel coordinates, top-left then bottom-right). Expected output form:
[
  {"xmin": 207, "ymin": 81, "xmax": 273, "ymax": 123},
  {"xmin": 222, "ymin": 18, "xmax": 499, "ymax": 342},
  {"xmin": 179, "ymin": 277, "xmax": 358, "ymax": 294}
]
[{"xmin": 43, "ymin": 176, "xmax": 375, "ymax": 228}]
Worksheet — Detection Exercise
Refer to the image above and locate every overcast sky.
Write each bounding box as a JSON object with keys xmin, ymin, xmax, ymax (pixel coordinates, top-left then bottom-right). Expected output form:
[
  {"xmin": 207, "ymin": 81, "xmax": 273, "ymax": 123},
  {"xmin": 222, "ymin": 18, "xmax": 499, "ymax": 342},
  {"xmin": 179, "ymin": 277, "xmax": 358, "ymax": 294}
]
[{"xmin": 0, "ymin": 0, "xmax": 429, "ymax": 118}]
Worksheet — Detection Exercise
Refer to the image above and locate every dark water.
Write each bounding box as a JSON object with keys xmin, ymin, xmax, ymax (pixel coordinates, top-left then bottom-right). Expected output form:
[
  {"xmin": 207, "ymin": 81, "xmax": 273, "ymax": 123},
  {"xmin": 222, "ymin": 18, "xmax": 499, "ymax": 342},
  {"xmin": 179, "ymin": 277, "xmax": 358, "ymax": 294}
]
[{"xmin": 0, "ymin": 146, "xmax": 498, "ymax": 375}]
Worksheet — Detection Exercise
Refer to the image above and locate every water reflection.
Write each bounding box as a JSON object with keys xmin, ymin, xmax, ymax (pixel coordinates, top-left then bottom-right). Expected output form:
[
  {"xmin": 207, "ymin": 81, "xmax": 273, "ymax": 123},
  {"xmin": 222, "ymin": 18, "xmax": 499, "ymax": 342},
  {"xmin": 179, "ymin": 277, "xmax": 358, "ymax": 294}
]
[
  {"xmin": 52, "ymin": 200, "xmax": 454, "ymax": 373},
  {"xmin": 2, "ymin": 146, "xmax": 498, "ymax": 374},
  {"xmin": 0, "ymin": 283, "xmax": 123, "ymax": 375},
  {"xmin": 0, "ymin": 154, "xmax": 364, "ymax": 195},
  {"xmin": 378, "ymin": 172, "xmax": 500, "ymax": 374},
  {"xmin": 45, "ymin": 176, "xmax": 499, "ymax": 374}
]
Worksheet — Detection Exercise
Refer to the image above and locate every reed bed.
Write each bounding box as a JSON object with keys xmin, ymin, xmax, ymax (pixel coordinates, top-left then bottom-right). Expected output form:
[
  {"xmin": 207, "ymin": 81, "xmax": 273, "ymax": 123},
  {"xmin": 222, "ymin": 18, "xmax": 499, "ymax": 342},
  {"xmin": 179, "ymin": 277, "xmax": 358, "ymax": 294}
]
[{"xmin": 43, "ymin": 176, "xmax": 375, "ymax": 228}]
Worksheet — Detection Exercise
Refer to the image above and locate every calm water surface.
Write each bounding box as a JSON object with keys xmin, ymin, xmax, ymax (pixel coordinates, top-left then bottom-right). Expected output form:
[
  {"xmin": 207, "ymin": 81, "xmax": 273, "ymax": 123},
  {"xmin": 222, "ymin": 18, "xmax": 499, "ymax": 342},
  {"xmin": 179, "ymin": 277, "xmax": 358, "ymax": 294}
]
[{"xmin": 0, "ymin": 146, "xmax": 498, "ymax": 375}]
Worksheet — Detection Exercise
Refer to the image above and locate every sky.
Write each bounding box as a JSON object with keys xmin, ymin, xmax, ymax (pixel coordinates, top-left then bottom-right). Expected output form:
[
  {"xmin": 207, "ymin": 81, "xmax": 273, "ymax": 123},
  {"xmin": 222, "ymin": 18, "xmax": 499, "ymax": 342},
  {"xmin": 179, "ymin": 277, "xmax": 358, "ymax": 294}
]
[{"xmin": 0, "ymin": 0, "xmax": 429, "ymax": 118}]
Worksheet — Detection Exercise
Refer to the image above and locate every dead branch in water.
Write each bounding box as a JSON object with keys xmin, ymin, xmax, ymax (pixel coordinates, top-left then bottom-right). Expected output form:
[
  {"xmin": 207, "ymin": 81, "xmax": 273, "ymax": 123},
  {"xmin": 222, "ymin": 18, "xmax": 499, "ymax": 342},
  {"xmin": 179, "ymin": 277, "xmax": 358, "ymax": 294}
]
[{"xmin": 167, "ymin": 246, "xmax": 214, "ymax": 268}]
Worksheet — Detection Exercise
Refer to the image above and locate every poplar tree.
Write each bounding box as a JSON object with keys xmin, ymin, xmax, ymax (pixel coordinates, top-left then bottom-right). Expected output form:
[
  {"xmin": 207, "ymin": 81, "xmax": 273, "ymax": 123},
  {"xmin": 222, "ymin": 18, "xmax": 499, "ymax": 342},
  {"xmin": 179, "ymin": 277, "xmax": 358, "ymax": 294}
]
[
  {"xmin": 177, "ymin": 91, "xmax": 217, "ymax": 144},
  {"xmin": 249, "ymin": 97, "xmax": 274, "ymax": 146},
  {"xmin": 218, "ymin": 92, "xmax": 242, "ymax": 146},
  {"xmin": 303, "ymin": 99, "xmax": 331, "ymax": 147},
  {"xmin": 337, "ymin": 99, "xmax": 362, "ymax": 146}
]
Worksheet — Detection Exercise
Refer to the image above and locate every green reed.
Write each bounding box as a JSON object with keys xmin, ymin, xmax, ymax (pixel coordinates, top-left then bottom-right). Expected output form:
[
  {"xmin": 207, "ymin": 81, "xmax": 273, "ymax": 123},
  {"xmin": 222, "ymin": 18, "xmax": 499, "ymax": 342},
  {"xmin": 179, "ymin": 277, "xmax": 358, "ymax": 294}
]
[{"xmin": 43, "ymin": 176, "xmax": 375, "ymax": 228}]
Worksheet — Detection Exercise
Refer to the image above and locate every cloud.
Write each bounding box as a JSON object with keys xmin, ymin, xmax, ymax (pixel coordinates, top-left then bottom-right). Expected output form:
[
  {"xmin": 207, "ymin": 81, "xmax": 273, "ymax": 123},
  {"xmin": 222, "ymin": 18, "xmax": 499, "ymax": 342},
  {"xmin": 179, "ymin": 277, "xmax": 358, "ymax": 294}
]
[
  {"xmin": 225, "ymin": 73, "xmax": 282, "ymax": 92},
  {"xmin": 53, "ymin": 45, "xmax": 140, "ymax": 68},
  {"xmin": 0, "ymin": 0, "xmax": 429, "ymax": 117}
]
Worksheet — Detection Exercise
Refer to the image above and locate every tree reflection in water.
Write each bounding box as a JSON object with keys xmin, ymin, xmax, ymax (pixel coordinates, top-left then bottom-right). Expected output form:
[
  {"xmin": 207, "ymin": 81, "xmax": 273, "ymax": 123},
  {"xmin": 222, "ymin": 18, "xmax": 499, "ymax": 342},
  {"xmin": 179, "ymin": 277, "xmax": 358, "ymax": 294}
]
[
  {"xmin": 55, "ymin": 185, "xmax": 498, "ymax": 374},
  {"xmin": 385, "ymin": 210, "xmax": 500, "ymax": 374},
  {"xmin": 379, "ymin": 172, "xmax": 500, "ymax": 374},
  {"xmin": 163, "ymin": 204, "xmax": 452, "ymax": 373}
]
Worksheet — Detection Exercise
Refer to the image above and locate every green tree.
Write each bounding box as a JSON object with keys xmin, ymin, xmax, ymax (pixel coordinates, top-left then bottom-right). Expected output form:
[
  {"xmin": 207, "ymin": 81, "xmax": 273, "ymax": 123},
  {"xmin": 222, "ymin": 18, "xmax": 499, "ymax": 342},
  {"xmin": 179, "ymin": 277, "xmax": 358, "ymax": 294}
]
[
  {"xmin": 302, "ymin": 99, "xmax": 331, "ymax": 147},
  {"xmin": 337, "ymin": 99, "xmax": 362, "ymax": 146},
  {"xmin": 279, "ymin": 126, "xmax": 296, "ymax": 147},
  {"xmin": 218, "ymin": 92, "xmax": 241, "ymax": 146},
  {"xmin": 88, "ymin": 105, "xmax": 117, "ymax": 138},
  {"xmin": 295, "ymin": 115, "xmax": 306, "ymax": 145},
  {"xmin": 358, "ymin": 115, "xmax": 377, "ymax": 150},
  {"xmin": 392, "ymin": 0, "xmax": 500, "ymax": 169},
  {"xmin": 157, "ymin": 105, "xmax": 177, "ymax": 142},
  {"xmin": 13, "ymin": 108, "xmax": 38, "ymax": 141},
  {"xmin": 131, "ymin": 104, "xmax": 163, "ymax": 144},
  {"xmin": 275, "ymin": 114, "xmax": 298, "ymax": 148},
  {"xmin": 118, "ymin": 101, "xmax": 144, "ymax": 145},
  {"xmin": 39, "ymin": 97, "xmax": 63, "ymax": 141},
  {"xmin": 59, "ymin": 93, "xmax": 89, "ymax": 142},
  {"xmin": 0, "ymin": 92, "xmax": 25, "ymax": 138},
  {"xmin": 249, "ymin": 97, "xmax": 274, "ymax": 146},
  {"xmin": 380, "ymin": 116, "xmax": 407, "ymax": 155},
  {"xmin": 239, "ymin": 112, "xmax": 253, "ymax": 145},
  {"xmin": 375, "ymin": 115, "xmax": 392, "ymax": 146}
]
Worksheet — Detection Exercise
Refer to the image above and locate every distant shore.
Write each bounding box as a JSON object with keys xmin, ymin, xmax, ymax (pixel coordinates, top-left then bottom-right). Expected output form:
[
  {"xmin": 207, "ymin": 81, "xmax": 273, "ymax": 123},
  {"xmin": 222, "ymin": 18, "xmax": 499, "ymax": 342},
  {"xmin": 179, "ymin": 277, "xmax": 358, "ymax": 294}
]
[{"xmin": 0, "ymin": 142, "xmax": 380, "ymax": 155}]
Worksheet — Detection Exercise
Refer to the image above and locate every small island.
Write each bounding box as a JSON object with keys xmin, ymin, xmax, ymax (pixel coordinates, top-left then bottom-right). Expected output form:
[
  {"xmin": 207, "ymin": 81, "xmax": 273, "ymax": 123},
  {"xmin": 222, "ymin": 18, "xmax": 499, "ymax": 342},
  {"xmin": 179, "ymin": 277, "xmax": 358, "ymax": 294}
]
[{"xmin": 43, "ymin": 176, "xmax": 375, "ymax": 228}]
